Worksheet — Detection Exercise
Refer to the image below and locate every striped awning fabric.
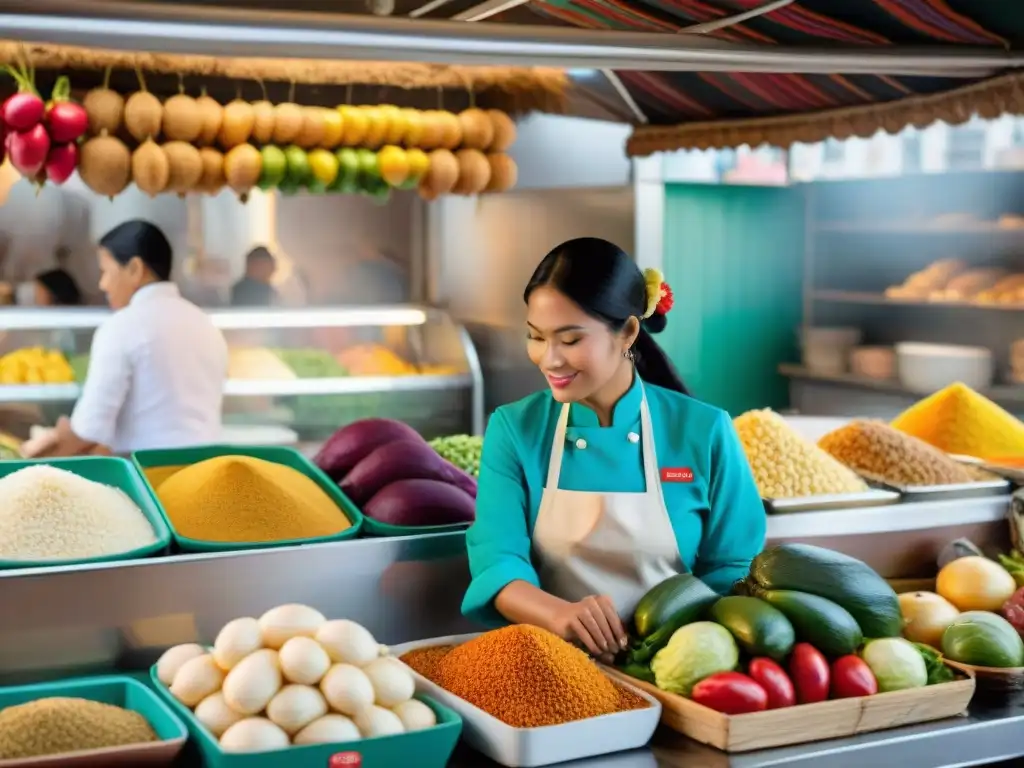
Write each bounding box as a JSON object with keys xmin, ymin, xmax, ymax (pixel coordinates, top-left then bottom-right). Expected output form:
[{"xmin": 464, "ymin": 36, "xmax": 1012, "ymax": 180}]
[{"xmin": 526, "ymin": 0, "xmax": 1024, "ymax": 154}]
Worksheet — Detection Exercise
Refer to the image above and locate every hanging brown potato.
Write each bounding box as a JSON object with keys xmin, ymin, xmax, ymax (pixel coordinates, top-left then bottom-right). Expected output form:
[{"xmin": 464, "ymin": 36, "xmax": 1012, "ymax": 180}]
[
  {"xmin": 485, "ymin": 153, "xmax": 517, "ymax": 193},
  {"xmin": 218, "ymin": 99, "xmax": 255, "ymax": 149},
  {"xmin": 195, "ymin": 93, "xmax": 224, "ymax": 147},
  {"xmin": 486, "ymin": 110, "xmax": 517, "ymax": 152},
  {"xmin": 251, "ymin": 101, "xmax": 276, "ymax": 145},
  {"xmin": 196, "ymin": 147, "xmax": 227, "ymax": 195},
  {"xmin": 78, "ymin": 135, "xmax": 131, "ymax": 197},
  {"xmin": 419, "ymin": 148, "xmax": 459, "ymax": 198},
  {"xmin": 458, "ymin": 109, "xmax": 494, "ymax": 151},
  {"xmin": 452, "ymin": 149, "xmax": 491, "ymax": 195},
  {"xmin": 162, "ymin": 94, "xmax": 202, "ymax": 143},
  {"xmin": 416, "ymin": 111, "xmax": 444, "ymax": 151},
  {"xmin": 162, "ymin": 141, "xmax": 204, "ymax": 196},
  {"xmin": 295, "ymin": 108, "xmax": 327, "ymax": 149},
  {"xmin": 272, "ymin": 103, "xmax": 304, "ymax": 144},
  {"xmin": 83, "ymin": 85, "xmax": 124, "ymax": 136},
  {"xmin": 124, "ymin": 91, "xmax": 163, "ymax": 142},
  {"xmin": 132, "ymin": 138, "xmax": 170, "ymax": 197},
  {"xmin": 224, "ymin": 143, "xmax": 262, "ymax": 196},
  {"xmin": 436, "ymin": 111, "xmax": 462, "ymax": 150}
]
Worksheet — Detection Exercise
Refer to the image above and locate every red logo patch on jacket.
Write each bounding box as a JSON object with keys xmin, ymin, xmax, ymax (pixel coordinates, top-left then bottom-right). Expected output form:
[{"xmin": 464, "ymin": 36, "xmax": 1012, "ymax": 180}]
[{"xmin": 661, "ymin": 467, "xmax": 694, "ymax": 483}]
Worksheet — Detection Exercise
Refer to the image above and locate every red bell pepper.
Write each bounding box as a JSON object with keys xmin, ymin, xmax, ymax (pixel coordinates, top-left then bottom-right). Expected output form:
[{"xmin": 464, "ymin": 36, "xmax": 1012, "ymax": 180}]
[
  {"xmin": 830, "ymin": 655, "xmax": 878, "ymax": 699},
  {"xmin": 691, "ymin": 672, "xmax": 768, "ymax": 715},
  {"xmin": 748, "ymin": 657, "xmax": 796, "ymax": 709},
  {"xmin": 789, "ymin": 643, "xmax": 830, "ymax": 704}
]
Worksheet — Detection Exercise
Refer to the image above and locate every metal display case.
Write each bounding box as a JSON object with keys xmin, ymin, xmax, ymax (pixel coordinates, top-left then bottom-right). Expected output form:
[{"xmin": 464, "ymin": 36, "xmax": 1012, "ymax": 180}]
[{"xmin": 0, "ymin": 305, "xmax": 484, "ymax": 443}]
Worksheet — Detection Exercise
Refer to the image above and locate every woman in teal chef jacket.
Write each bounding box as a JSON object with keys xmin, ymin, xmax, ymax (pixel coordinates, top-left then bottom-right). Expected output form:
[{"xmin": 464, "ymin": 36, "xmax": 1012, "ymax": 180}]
[{"xmin": 463, "ymin": 238, "xmax": 766, "ymax": 658}]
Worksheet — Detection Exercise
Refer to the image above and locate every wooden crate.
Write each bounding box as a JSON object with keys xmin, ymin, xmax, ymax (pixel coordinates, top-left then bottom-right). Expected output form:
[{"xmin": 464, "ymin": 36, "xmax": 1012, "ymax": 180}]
[
  {"xmin": 602, "ymin": 666, "xmax": 975, "ymax": 753},
  {"xmin": 886, "ymin": 577, "xmax": 936, "ymax": 593}
]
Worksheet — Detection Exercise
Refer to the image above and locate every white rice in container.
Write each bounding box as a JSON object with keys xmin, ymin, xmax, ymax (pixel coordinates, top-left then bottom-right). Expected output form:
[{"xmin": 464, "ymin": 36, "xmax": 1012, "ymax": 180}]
[{"xmin": 0, "ymin": 465, "xmax": 157, "ymax": 561}]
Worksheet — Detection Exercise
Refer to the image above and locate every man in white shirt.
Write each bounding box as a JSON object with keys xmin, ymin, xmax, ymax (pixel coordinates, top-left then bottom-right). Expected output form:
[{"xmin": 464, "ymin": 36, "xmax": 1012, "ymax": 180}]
[{"xmin": 25, "ymin": 220, "xmax": 228, "ymax": 457}]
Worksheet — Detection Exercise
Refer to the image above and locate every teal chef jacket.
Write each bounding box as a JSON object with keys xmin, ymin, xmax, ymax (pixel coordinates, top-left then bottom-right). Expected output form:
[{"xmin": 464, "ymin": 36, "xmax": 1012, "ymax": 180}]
[{"xmin": 462, "ymin": 375, "xmax": 767, "ymax": 627}]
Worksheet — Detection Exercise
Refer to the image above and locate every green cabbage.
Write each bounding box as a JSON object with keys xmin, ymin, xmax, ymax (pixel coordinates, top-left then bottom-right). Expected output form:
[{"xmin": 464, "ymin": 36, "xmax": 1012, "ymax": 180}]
[
  {"xmin": 862, "ymin": 637, "xmax": 928, "ymax": 692},
  {"xmin": 650, "ymin": 621, "xmax": 738, "ymax": 696},
  {"xmin": 942, "ymin": 611, "xmax": 1024, "ymax": 668}
]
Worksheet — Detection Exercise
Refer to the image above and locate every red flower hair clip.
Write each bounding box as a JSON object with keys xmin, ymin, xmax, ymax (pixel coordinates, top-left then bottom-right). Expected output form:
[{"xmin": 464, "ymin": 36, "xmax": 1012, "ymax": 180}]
[{"xmin": 655, "ymin": 282, "xmax": 674, "ymax": 315}]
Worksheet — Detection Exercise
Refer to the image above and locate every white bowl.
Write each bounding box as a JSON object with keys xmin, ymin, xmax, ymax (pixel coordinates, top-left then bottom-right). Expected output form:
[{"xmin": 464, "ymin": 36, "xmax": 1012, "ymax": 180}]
[{"xmin": 895, "ymin": 342, "xmax": 993, "ymax": 394}]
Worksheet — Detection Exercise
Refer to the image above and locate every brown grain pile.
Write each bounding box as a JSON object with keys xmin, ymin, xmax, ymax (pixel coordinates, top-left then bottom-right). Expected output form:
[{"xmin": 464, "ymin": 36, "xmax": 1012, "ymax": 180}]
[
  {"xmin": 818, "ymin": 420, "xmax": 975, "ymax": 487},
  {"xmin": 0, "ymin": 697, "xmax": 157, "ymax": 758},
  {"xmin": 400, "ymin": 625, "xmax": 647, "ymax": 728}
]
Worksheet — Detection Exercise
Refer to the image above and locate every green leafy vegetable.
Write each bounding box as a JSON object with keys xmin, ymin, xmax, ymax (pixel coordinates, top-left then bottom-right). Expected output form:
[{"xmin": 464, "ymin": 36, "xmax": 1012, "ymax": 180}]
[{"xmin": 913, "ymin": 643, "xmax": 955, "ymax": 685}]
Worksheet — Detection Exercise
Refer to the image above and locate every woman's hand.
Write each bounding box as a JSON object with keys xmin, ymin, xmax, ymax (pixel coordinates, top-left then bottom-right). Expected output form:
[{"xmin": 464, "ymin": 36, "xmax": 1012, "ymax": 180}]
[
  {"xmin": 22, "ymin": 417, "xmax": 101, "ymax": 458},
  {"xmin": 549, "ymin": 594, "xmax": 629, "ymax": 660},
  {"xmin": 493, "ymin": 582, "xmax": 629, "ymax": 661}
]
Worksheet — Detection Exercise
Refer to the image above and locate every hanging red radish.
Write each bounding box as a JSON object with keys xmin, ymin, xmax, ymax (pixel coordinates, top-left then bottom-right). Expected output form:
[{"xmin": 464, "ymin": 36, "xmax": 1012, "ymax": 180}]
[
  {"xmin": 2, "ymin": 91, "xmax": 44, "ymax": 132},
  {"xmin": 8, "ymin": 123, "xmax": 51, "ymax": 177},
  {"xmin": 44, "ymin": 76, "xmax": 87, "ymax": 143},
  {"xmin": 45, "ymin": 142, "xmax": 78, "ymax": 184},
  {"xmin": 2, "ymin": 62, "xmax": 44, "ymax": 131}
]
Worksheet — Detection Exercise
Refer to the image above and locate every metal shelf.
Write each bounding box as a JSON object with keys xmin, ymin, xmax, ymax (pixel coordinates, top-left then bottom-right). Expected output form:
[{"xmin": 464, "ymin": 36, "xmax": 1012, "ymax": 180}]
[
  {"xmin": 779, "ymin": 363, "xmax": 1024, "ymax": 403},
  {"xmin": 812, "ymin": 289, "xmax": 1024, "ymax": 311},
  {"xmin": 816, "ymin": 220, "xmax": 1024, "ymax": 235},
  {"xmin": 0, "ymin": 375, "xmax": 474, "ymax": 403},
  {"xmin": 0, "ymin": 305, "xmax": 433, "ymax": 332}
]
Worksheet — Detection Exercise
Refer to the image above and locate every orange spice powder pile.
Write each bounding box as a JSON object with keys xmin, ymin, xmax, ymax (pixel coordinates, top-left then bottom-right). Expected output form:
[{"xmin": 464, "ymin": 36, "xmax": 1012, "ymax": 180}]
[{"xmin": 401, "ymin": 625, "xmax": 647, "ymax": 728}]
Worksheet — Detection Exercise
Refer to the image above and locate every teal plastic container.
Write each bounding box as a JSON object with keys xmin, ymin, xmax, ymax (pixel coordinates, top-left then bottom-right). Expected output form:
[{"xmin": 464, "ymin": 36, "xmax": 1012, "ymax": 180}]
[
  {"xmin": 132, "ymin": 444, "xmax": 363, "ymax": 552},
  {"xmin": 0, "ymin": 456, "xmax": 172, "ymax": 570},
  {"xmin": 0, "ymin": 675, "xmax": 188, "ymax": 762},
  {"xmin": 149, "ymin": 666, "xmax": 463, "ymax": 768},
  {"xmin": 362, "ymin": 518, "xmax": 471, "ymax": 538}
]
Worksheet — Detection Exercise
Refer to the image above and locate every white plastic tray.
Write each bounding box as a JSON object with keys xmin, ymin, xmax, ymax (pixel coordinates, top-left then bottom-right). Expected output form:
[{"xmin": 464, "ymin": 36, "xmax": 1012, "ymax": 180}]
[{"xmin": 390, "ymin": 633, "xmax": 662, "ymax": 767}]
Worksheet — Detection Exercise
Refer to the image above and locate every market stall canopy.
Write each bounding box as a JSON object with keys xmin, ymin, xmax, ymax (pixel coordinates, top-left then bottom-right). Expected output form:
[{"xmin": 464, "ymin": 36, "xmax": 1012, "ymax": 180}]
[
  {"xmin": 594, "ymin": 2, "xmax": 1024, "ymax": 155},
  {"xmin": 1, "ymin": 0, "xmax": 1022, "ymax": 151}
]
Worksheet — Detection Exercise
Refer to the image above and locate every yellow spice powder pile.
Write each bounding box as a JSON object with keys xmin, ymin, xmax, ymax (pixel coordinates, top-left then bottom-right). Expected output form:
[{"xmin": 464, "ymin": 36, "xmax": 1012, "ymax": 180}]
[
  {"xmin": 0, "ymin": 697, "xmax": 157, "ymax": 758},
  {"xmin": 892, "ymin": 383, "xmax": 1024, "ymax": 459},
  {"xmin": 157, "ymin": 455, "xmax": 350, "ymax": 543},
  {"xmin": 144, "ymin": 465, "xmax": 185, "ymax": 489}
]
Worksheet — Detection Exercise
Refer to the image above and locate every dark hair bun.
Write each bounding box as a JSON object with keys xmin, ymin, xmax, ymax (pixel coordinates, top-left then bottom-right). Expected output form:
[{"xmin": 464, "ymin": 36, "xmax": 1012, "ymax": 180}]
[
  {"xmin": 99, "ymin": 219, "xmax": 173, "ymax": 282},
  {"xmin": 643, "ymin": 313, "xmax": 667, "ymax": 334}
]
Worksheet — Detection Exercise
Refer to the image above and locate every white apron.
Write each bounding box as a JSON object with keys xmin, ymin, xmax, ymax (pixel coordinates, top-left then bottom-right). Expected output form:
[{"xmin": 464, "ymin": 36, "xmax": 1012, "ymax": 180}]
[{"xmin": 531, "ymin": 385, "xmax": 685, "ymax": 621}]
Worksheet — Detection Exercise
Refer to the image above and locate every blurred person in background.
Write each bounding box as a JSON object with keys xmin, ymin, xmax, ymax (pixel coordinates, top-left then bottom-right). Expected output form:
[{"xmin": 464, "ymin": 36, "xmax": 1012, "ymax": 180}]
[
  {"xmin": 23, "ymin": 219, "xmax": 228, "ymax": 457},
  {"xmin": 32, "ymin": 268, "xmax": 82, "ymax": 307},
  {"xmin": 231, "ymin": 246, "xmax": 279, "ymax": 307},
  {"xmin": 339, "ymin": 246, "xmax": 409, "ymax": 305}
]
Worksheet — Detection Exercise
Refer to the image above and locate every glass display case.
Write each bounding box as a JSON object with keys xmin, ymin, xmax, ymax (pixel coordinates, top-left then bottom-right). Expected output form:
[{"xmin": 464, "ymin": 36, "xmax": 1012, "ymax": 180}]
[{"xmin": 0, "ymin": 305, "xmax": 483, "ymax": 445}]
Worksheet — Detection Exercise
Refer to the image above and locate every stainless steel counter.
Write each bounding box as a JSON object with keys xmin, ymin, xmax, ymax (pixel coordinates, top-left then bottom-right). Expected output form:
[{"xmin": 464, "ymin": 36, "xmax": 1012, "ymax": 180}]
[
  {"xmin": 0, "ymin": 494, "xmax": 1011, "ymax": 680},
  {"xmin": 1, "ymin": 496, "xmax": 1020, "ymax": 767},
  {"xmin": 0, "ymin": 532, "xmax": 476, "ymax": 683},
  {"xmin": 450, "ymin": 697, "xmax": 1024, "ymax": 768}
]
